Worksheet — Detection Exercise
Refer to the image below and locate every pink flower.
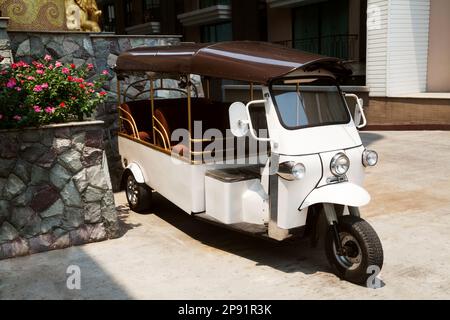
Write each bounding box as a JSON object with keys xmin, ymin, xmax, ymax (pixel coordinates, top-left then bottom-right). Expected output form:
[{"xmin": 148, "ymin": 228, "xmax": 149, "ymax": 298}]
[
  {"xmin": 62, "ymin": 67, "xmax": 70, "ymax": 75},
  {"xmin": 99, "ymin": 91, "xmax": 107, "ymax": 96},
  {"xmin": 41, "ymin": 83, "xmax": 49, "ymax": 89},
  {"xmin": 55, "ymin": 61, "xmax": 62, "ymax": 68},
  {"xmin": 15, "ymin": 87, "xmax": 22, "ymax": 92},
  {"xmin": 33, "ymin": 105, "xmax": 42, "ymax": 112},
  {"xmin": 13, "ymin": 115, "xmax": 22, "ymax": 121},
  {"xmin": 27, "ymin": 76, "xmax": 36, "ymax": 81},
  {"xmin": 102, "ymin": 70, "xmax": 109, "ymax": 75},
  {"xmin": 0, "ymin": 114, "xmax": 3, "ymax": 120},
  {"xmin": 36, "ymin": 69, "xmax": 45, "ymax": 75},
  {"xmin": 86, "ymin": 82, "xmax": 94, "ymax": 87},
  {"xmin": 32, "ymin": 61, "xmax": 44, "ymax": 69},
  {"xmin": 33, "ymin": 85, "xmax": 43, "ymax": 92},
  {"xmin": 6, "ymin": 78, "xmax": 16, "ymax": 88},
  {"xmin": 44, "ymin": 54, "xmax": 52, "ymax": 61},
  {"xmin": 45, "ymin": 107, "xmax": 55, "ymax": 114},
  {"xmin": 48, "ymin": 65, "xmax": 54, "ymax": 70},
  {"xmin": 87, "ymin": 63, "xmax": 94, "ymax": 70},
  {"xmin": 12, "ymin": 61, "xmax": 29, "ymax": 69}
]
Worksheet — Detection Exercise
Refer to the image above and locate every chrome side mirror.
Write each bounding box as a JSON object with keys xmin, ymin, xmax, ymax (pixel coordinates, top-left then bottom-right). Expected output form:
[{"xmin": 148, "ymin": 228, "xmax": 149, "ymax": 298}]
[
  {"xmin": 345, "ymin": 94, "xmax": 367, "ymax": 129},
  {"xmin": 229, "ymin": 102, "xmax": 249, "ymax": 137},
  {"xmin": 229, "ymin": 100, "xmax": 272, "ymax": 142}
]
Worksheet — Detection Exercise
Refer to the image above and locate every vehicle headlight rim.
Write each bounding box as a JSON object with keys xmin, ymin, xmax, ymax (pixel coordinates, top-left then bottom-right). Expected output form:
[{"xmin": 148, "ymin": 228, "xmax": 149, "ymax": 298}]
[
  {"xmin": 278, "ymin": 161, "xmax": 306, "ymax": 181},
  {"xmin": 362, "ymin": 149, "xmax": 378, "ymax": 167},
  {"xmin": 330, "ymin": 152, "xmax": 350, "ymax": 177}
]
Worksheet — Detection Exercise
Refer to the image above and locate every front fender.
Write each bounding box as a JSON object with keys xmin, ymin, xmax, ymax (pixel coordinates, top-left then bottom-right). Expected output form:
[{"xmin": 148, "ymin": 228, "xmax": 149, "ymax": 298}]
[
  {"xmin": 300, "ymin": 182, "xmax": 370, "ymax": 210},
  {"xmin": 125, "ymin": 162, "xmax": 145, "ymax": 184}
]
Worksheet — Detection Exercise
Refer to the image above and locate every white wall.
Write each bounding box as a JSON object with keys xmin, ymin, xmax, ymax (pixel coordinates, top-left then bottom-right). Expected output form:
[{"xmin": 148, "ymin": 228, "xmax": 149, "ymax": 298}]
[
  {"xmin": 367, "ymin": 0, "xmax": 431, "ymax": 97},
  {"xmin": 366, "ymin": 0, "xmax": 389, "ymax": 97}
]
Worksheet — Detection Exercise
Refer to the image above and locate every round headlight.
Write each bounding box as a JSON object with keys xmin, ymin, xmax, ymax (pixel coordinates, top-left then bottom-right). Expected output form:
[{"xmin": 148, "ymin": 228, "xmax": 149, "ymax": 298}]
[
  {"xmin": 330, "ymin": 153, "xmax": 350, "ymax": 176},
  {"xmin": 363, "ymin": 150, "xmax": 378, "ymax": 167},
  {"xmin": 278, "ymin": 162, "xmax": 306, "ymax": 181},
  {"xmin": 292, "ymin": 163, "xmax": 306, "ymax": 180}
]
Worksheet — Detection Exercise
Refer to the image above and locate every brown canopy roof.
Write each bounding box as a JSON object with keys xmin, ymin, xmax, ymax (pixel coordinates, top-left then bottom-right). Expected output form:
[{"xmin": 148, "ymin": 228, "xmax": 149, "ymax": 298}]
[{"xmin": 115, "ymin": 41, "xmax": 351, "ymax": 84}]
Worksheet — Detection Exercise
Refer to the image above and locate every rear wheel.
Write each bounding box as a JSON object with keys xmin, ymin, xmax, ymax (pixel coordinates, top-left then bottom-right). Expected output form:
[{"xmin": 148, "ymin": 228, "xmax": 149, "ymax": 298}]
[
  {"xmin": 325, "ymin": 215, "xmax": 383, "ymax": 285},
  {"xmin": 125, "ymin": 173, "xmax": 152, "ymax": 213}
]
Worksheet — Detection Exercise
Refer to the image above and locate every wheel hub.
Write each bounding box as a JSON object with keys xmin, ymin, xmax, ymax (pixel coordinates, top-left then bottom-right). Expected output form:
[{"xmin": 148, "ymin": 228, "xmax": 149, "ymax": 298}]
[
  {"xmin": 333, "ymin": 232, "xmax": 363, "ymax": 271},
  {"xmin": 126, "ymin": 176, "xmax": 139, "ymax": 206}
]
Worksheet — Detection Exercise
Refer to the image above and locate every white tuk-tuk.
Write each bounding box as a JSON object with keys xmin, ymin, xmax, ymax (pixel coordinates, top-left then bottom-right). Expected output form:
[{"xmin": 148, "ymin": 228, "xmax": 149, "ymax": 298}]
[{"xmin": 114, "ymin": 41, "xmax": 383, "ymax": 285}]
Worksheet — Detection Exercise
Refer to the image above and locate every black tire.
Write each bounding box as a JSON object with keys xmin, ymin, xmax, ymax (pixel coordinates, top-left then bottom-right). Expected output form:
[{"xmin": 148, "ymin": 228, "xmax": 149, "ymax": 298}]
[
  {"xmin": 325, "ymin": 215, "xmax": 383, "ymax": 285},
  {"xmin": 125, "ymin": 173, "xmax": 152, "ymax": 213}
]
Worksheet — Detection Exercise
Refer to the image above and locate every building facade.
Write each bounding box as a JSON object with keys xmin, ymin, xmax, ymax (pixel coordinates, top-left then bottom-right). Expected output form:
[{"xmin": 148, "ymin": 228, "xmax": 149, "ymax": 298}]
[{"xmin": 65, "ymin": 0, "xmax": 450, "ymax": 125}]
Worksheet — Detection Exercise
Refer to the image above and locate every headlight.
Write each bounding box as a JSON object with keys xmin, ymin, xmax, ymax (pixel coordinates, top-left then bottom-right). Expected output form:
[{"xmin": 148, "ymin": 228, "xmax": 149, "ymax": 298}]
[
  {"xmin": 278, "ymin": 162, "xmax": 306, "ymax": 181},
  {"xmin": 330, "ymin": 153, "xmax": 350, "ymax": 176},
  {"xmin": 362, "ymin": 150, "xmax": 378, "ymax": 167}
]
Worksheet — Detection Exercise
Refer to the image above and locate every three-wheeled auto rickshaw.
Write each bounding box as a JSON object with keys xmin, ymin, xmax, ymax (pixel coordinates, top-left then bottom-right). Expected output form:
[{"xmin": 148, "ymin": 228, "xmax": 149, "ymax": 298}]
[{"xmin": 114, "ymin": 41, "xmax": 383, "ymax": 285}]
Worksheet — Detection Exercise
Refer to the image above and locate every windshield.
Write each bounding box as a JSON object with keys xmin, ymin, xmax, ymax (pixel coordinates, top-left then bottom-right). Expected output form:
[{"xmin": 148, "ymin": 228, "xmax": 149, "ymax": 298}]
[{"xmin": 271, "ymin": 80, "xmax": 350, "ymax": 129}]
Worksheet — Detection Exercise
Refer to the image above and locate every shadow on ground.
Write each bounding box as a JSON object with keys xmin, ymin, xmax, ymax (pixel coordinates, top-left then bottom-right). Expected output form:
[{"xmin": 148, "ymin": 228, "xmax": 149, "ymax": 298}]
[
  {"xmin": 360, "ymin": 132, "xmax": 385, "ymax": 147},
  {"xmin": 132, "ymin": 192, "xmax": 334, "ymax": 278}
]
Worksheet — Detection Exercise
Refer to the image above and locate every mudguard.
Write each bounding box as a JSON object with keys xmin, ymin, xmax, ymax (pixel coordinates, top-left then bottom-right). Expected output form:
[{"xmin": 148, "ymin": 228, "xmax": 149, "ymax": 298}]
[
  {"xmin": 125, "ymin": 163, "xmax": 145, "ymax": 184},
  {"xmin": 300, "ymin": 182, "xmax": 370, "ymax": 210}
]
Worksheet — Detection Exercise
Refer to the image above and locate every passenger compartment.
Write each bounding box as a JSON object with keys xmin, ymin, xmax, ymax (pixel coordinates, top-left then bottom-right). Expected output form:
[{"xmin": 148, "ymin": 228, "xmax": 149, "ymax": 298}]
[{"xmin": 119, "ymin": 98, "xmax": 269, "ymax": 162}]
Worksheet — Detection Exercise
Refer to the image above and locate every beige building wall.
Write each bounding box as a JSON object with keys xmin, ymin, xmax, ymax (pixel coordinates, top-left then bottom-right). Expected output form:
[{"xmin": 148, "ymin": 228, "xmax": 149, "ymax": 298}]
[
  {"xmin": 267, "ymin": 7, "xmax": 292, "ymax": 44},
  {"xmin": 427, "ymin": 0, "xmax": 450, "ymax": 92}
]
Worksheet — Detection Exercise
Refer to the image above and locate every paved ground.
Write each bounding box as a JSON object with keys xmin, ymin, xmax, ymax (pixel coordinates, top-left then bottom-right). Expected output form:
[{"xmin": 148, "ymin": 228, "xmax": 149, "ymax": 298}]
[{"xmin": 1, "ymin": 131, "xmax": 450, "ymax": 300}]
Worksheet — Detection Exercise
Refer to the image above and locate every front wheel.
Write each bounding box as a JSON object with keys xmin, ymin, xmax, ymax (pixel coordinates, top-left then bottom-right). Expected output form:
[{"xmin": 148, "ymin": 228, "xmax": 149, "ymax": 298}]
[
  {"xmin": 325, "ymin": 215, "xmax": 383, "ymax": 285},
  {"xmin": 125, "ymin": 173, "xmax": 152, "ymax": 213}
]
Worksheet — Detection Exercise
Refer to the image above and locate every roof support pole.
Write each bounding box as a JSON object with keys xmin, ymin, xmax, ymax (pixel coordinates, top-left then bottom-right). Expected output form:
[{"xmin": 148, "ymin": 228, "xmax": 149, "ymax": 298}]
[
  {"xmin": 187, "ymin": 75, "xmax": 192, "ymax": 162},
  {"xmin": 250, "ymin": 82, "xmax": 254, "ymax": 101},
  {"xmin": 117, "ymin": 79, "xmax": 122, "ymax": 132},
  {"xmin": 150, "ymin": 78, "xmax": 156, "ymax": 144}
]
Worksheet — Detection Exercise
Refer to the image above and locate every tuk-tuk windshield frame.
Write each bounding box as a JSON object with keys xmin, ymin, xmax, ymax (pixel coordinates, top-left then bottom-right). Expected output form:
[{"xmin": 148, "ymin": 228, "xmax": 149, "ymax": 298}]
[{"xmin": 269, "ymin": 77, "xmax": 351, "ymax": 131}]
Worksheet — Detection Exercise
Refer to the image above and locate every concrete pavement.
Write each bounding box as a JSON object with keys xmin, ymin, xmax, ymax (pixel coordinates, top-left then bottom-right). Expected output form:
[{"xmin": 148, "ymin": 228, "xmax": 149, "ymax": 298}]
[{"xmin": 1, "ymin": 131, "xmax": 450, "ymax": 299}]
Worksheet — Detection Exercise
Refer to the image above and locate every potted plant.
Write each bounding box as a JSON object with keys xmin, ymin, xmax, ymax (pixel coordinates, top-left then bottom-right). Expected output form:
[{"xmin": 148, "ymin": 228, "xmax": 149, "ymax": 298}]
[
  {"xmin": 0, "ymin": 55, "xmax": 108, "ymax": 128},
  {"xmin": 0, "ymin": 55, "xmax": 119, "ymax": 260}
]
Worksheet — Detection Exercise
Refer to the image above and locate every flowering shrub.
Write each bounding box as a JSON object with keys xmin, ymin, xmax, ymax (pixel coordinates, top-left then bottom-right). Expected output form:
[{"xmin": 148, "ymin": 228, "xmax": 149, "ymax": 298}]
[{"xmin": 0, "ymin": 54, "xmax": 109, "ymax": 129}]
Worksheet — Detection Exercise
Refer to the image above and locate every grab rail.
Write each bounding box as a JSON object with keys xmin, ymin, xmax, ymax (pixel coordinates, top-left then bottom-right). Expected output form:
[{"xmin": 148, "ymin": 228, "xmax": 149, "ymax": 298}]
[
  {"xmin": 153, "ymin": 115, "xmax": 171, "ymax": 151},
  {"xmin": 119, "ymin": 106, "xmax": 140, "ymax": 139}
]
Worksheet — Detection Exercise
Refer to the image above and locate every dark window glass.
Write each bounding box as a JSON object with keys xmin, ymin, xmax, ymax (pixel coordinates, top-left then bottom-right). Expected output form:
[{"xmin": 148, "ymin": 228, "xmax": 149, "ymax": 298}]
[
  {"xmin": 101, "ymin": 3, "xmax": 116, "ymax": 32},
  {"xmin": 201, "ymin": 22, "xmax": 232, "ymax": 42},
  {"xmin": 199, "ymin": 0, "xmax": 231, "ymax": 9},
  {"xmin": 143, "ymin": 0, "xmax": 161, "ymax": 22},
  {"xmin": 271, "ymin": 82, "xmax": 350, "ymax": 129},
  {"xmin": 125, "ymin": 0, "xmax": 133, "ymax": 27},
  {"xmin": 293, "ymin": 0, "xmax": 351, "ymax": 59}
]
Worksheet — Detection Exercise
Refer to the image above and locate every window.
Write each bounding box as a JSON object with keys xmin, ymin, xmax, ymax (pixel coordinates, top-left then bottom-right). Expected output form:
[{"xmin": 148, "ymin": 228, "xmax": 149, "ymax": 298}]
[
  {"xmin": 125, "ymin": 0, "xmax": 133, "ymax": 27},
  {"xmin": 293, "ymin": 0, "xmax": 351, "ymax": 59},
  {"xmin": 201, "ymin": 22, "xmax": 232, "ymax": 42},
  {"xmin": 271, "ymin": 81, "xmax": 350, "ymax": 129},
  {"xmin": 102, "ymin": 3, "xmax": 116, "ymax": 32},
  {"xmin": 199, "ymin": 0, "xmax": 231, "ymax": 9},
  {"xmin": 143, "ymin": 0, "xmax": 161, "ymax": 22}
]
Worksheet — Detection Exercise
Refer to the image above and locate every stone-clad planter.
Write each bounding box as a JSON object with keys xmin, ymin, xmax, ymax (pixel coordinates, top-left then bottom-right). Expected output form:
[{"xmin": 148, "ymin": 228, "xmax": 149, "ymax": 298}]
[{"xmin": 0, "ymin": 121, "xmax": 119, "ymax": 260}]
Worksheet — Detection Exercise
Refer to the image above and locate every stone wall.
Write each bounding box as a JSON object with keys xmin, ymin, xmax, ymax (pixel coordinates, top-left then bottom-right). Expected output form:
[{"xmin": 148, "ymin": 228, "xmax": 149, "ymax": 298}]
[
  {"xmin": 0, "ymin": 121, "xmax": 118, "ymax": 260},
  {"xmin": 7, "ymin": 32, "xmax": 182, "ymax": 189}
]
